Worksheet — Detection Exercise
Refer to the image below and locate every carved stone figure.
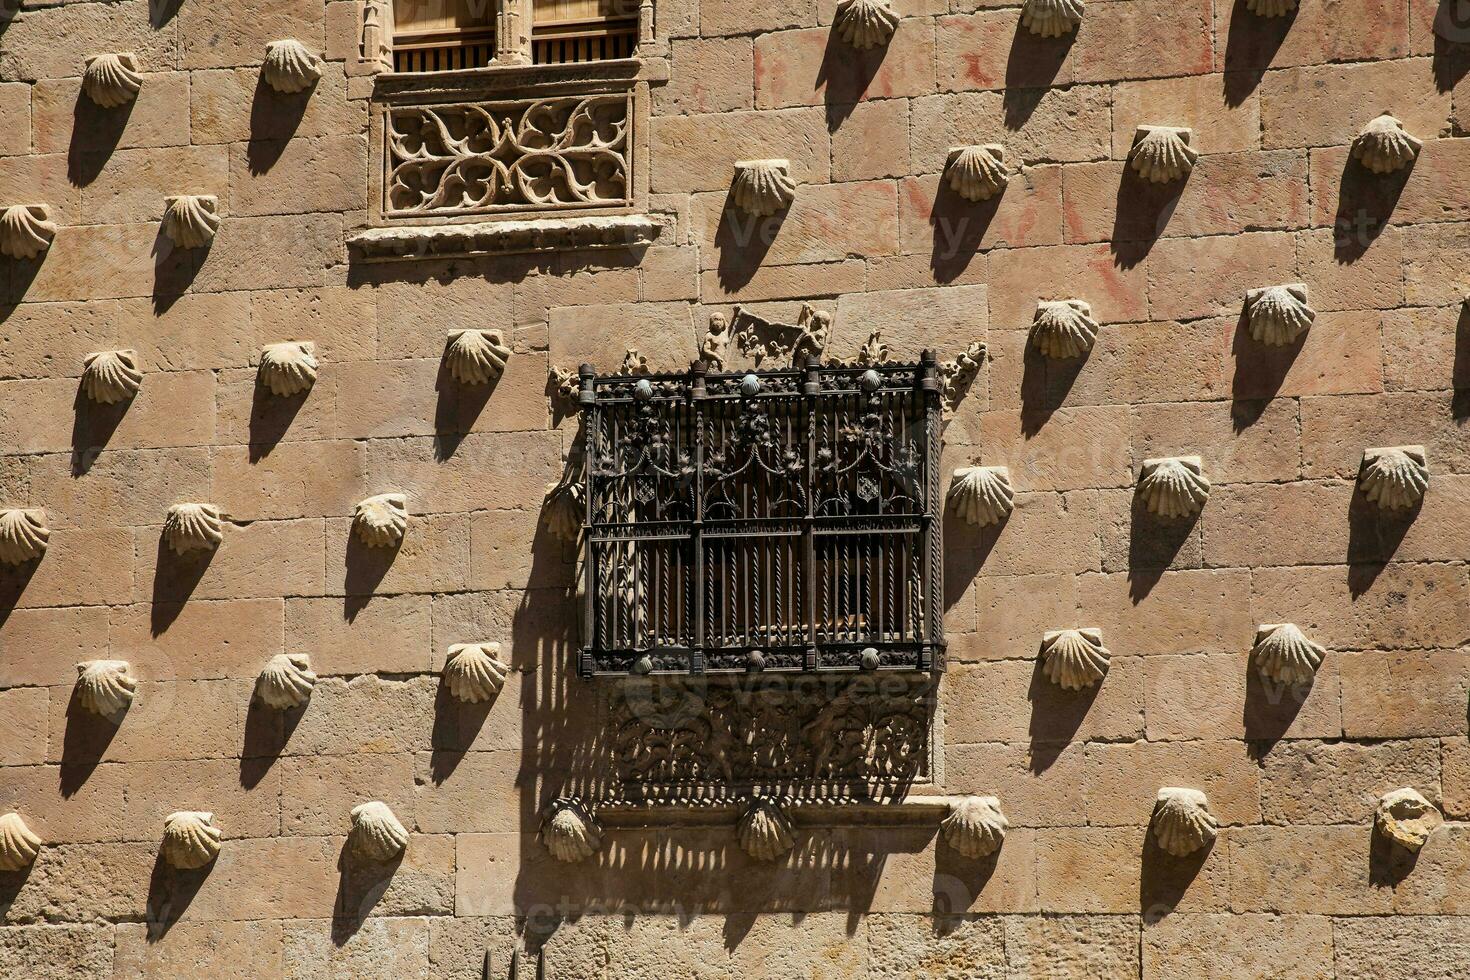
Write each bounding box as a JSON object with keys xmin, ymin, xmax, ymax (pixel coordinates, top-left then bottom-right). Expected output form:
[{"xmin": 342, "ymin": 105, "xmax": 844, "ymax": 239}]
[
  {"xmin": 730, "ymin": 303, "xmax": 832, "ymax": 367},
  {"xmin": 731, "ymin": 160, "xmax": 796, "ymax": 217},
  {"xmin": 949, "ymin": 466, "xmax": 1014, "ymax": 527},
  {"xmin": 1152, "ymin": 788, "xmax": 1218, "ymax": 857},
  {"xmin": 737, "ymin": 797, "xmax": 796, "ymax": 861},
  {"xmin": 1352, "ymin": 114, "xmax": 1422, "ymax": 174},
  {"xmin": 618, "ymin": 349, "xmax": 650, "ymax": 376},
  {"xmin": 257, "ymin": 342, "xmax": 318, "ymax": 398},
  {"xmin": 541, "ymin": 799, "xmax": 602, "ymax": 863},
  {"xmin": 164, "ymin": 504, "xmax": 225, "ymax": 555},
  {"xmin": 350, "ymin": 801, "xmax": 410, "ymax": 862},
  {"xmin": 0, "ymin": 813, "xmax": 41, "ymax": 872},
  {"xmin": 1137, "ymin": 456, "xmax": 1211, "ymax": 519},
  {"xmin": 939, "ymin": 342, "xmax": 986, "ymax": 417},
  {"xmin": 75, "ymin": 660, "xmax": 137, "ymax": 718},
  {"xmin": 81, "ymin": 350, "xmax": 143, "ymax": 405},
  {"xmin": 835, "ymin": 0, "xmax": 899, "ymax": 50},
  {"xmin": 1029, "ymin": 299, "xmax": 1098, "ymax": 360},
  {"xmin": 1020, "ymin": 0, "xmax": 1084, "ymax": 36},
  {"xmin": 82, "ymin": 53, "xmax": 143, "ymax": 108},
  {"xmin": 161, "ymin": 812, "xmax": 222, "ymax": 870},
  {"xmin": 0, "ymin": 205, "xmax": 57, "ymax": 260},
  {"xmin": 1359, "ymin": 446, "xmax": 1429, "ymax": 511},
  {"xmin": 1040, "ymin": 628, "xmax": 1110, "ymax": 690},
  {"xmin": 444, "ymin": 643, "xmax": 510, "ymax": 703},
  {"xmin": 1129, "ymin": 126, "xmax": 1198, "ymax": 183},
  {"xmin": 1245, "ymin": 284, "xmax": 1315, "ymax": 347},
  {"xmin": 0, "ymin": 509, "xmax": 50, "ymax": 565},
  {"xmin": 360, "ymin": 0, "xmax": 395, "ymax": 73},
  {"xmin": 445, "ymin": 329, "xmax": 512, "ymax": 386},
  {"xmin": 946, "ymin": 145, "xmax": 1008, "ymax": 202},
  {"xmin": 1252, "ymin": 624, "xmax": 1325, "ymax": 687},
  {"xmin": 1375, "ymin": 788, "xmax": 1442, "ymax": 853},
  {"xmin": 161, "ymin": 195, "xmax": 220, "ymax": 249},
  {"xmin": 701, "ymin": 313, "xmax": 730, "ymax": 370},
  {"xmin": 354, "ymin": 494, "xmax": 408, "ymax": 548},
  {"xmin": 262, "ymin": 40, "xmax": 323, "ymax": 94},
  {"xmin": 940, "ymin": 796, "xmax": 1008, "ymax": 859},
  {"xmin": 255, "ymin": 654, "xmax": 317, "ymax": 711}
]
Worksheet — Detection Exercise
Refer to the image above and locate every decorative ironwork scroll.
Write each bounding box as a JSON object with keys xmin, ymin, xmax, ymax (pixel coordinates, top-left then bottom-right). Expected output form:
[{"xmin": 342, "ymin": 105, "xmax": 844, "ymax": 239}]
[
  {"xmin": 578, "ymin": 356, "xmax": 944, "ymax": 677},
  {"xmin": 384, "ymin": 93, "xmax": 632, "ymax": 217}
]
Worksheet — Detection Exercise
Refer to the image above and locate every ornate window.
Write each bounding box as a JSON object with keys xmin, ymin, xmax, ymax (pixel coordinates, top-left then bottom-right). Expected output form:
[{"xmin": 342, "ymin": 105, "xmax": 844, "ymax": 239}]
[
  {"xmin": 576, "ymin": 356, "xmax": 945, "ymax": 678},
  {"xmin": 384, "ymin": 0, "xmax": 643, "ymax": 72}
]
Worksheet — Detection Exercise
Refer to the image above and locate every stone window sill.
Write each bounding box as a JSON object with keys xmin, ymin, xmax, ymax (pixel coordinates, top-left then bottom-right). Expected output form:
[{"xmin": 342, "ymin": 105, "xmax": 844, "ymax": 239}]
[{"xmin": 347, "ymin": 212, "xmax": 674, "ymax": 262}]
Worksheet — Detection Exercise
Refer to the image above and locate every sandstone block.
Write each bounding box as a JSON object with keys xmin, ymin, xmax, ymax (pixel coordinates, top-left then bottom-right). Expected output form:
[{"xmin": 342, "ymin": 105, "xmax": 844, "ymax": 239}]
[
  {"xmin": 1147, "ymin": 231, "xmax": 1297, "ymax": 321},
  {"xmin": 228, "ymin": 134, "xmax": 368, "ymax": 217},
  {"xmin": 282, "ymin": 675, "xmax": 436, "ymax": 758},
  {"xmin": 650, "ymin": 108, "xmax": 829, "ymax": 196},
  {"xmin": 899, "ymin": 166, "xmax": 1065, "ymax": 256},
  {"xmin": 1214, "ymin": 0, "xmax": 1409, "ymax": 70},
  {"xmin": 113, "ymin": 921, "xmax": 285, "ymax": 980},
  {"xmin": 0, "ymin": 924, "xmax": 114, "ymax": 978},
  {"xmin": 287, "ymin": 594, "xmax": 432, "ymax": 675},
  {"xmin": 1142, "ymin": 913, "xmax": 1334, "ymax": 979},
  {"xmin": 692, "ymin": 179, "xmax": 902, "ymax": 271},
  {"xmin": 0, "ymin": 687, "xmax": 48, "ymax": 766},
  {"xmin": 1260, "ymin": 59, "xmax": 1447, "ymax": 151},
  {"xmin": 0, "ymin": 527, "xmax": 133, "ymax": 609},
  {"xmin": 1333, "ymin": 916, "xmax": 1470, "ymax": 980},
  {"xmin": 754, "ymin": 24, "xmax": 936, "ymax": 110},
  {"xmin": 654, "ymin": 37, "xmax": 755, "ymax": 116},
  {"xmin": 1073, "ymin": 0, "xmax": 1212, "ymax": 84},
  {"xmin": 1086, "ymin": 740, "xmax": 1262, "ymax": 826},
  {"xmin": 211, "ymin": 440, "xmax": 366, "ymax": 522},
  {"xmin": 190, "ymin": 64, "xmax": 364, "ymax": 144},
  {"xmin": 0, "ymin": 82, "xmax": 30, "ymax": 156},
  {"xmin": 1262, "ymin": 739, "xmax": 1440, "ymax": 824},
  {"xmin": 1340, "ymin": 648, "xmax": 1470, "ymax": 737},
  {"xmin": 279, "ymin": 753, "xmax": 416, "ymax": 836}
]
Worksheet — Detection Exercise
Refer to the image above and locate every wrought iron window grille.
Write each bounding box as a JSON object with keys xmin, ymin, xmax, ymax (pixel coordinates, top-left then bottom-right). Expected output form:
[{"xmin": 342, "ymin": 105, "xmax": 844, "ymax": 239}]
[{"xmin": 577, "ymin": 353, "xmax": 945, "ymax": 678}]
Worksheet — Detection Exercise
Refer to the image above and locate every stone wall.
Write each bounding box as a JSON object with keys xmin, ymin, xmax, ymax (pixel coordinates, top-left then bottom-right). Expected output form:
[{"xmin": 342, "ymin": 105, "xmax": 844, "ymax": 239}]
[{"xmin": 2, "ymin": 0, "xmax": 1469, "ymax": 976}]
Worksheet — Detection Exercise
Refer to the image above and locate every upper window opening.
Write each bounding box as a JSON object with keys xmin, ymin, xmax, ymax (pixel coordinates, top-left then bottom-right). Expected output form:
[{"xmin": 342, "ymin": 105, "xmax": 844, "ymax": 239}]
[
  {"xmin": 393, "ymin": 0, "xmax": 496, "ymax": 72},
  {"xmin": 532, "ymin": 0, "xmax": 639, "ymax": 64},
  {"xmin": 390, "ymin": 0, "xmax": 641, "ymax": 72}
]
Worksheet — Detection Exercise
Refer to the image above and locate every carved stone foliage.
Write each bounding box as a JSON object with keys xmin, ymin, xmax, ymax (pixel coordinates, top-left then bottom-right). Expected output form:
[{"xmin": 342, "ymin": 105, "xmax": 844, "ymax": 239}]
[
  {"xmin": 75, "ymin": 660, "xmax": 136, "ymax": 718},
  {"xmin": 729, "ymin": 302, "xmax": 833, "ymax": 368},
  {"xmin": 1245, "ymin": 284, "xmax": 1315, "ymax": 347},
  {"xmin": 939, "ymin": 342, "xmax": 986, "ymax": 417},
  {"xmin": 1040, "ymin": 628, "xmax": 1110, "ymax": 691},
  {"xmin": 1352, "ymin": 114, "xmax": 1421, "ymax": 174},
  {"xmin": 82, "ymin": 53, "xmax": 143, "ymax": 108},
  {"xmin": 731, "ymin": 160, "xmax": 797, "ymax": 217},
  {"xmin": 946, "ymin": 145, "xmax": 1008, "ymax": 202},
  {"xmin": 350, "ymin": 802, "xmax": 409, "ymax": 862},
  {"xmin": 1129, "ymin": 126, "xmax": 1197, "ymax": 183},
  {"xmin": 1359, "ymin": 446, "xmax": 1429, "ymax": 511},
  {"xmin": 81, "ymin": 350, "xmax": 143, "ymax": 405},
  {"xmin": 0, "ymin": 205, "xmax": 57, "ymax": 260},
  {"xmin": 1252, "ymin": 624, "xmax": 1325, "ymax": 687},
  {"xmin": 1137, "ymin": 456, "xmax": 1211, "ymax": 519},
  {"xmin": 949, "ymin": 466, "xmax": 1014, "ymax": 528},
  {"xmin": 0, "ymin": 508, "xmax": 50, "ymax": 565},
  {"xmin": 354, "ymin": 493, "xmax": 409, "ymax": 548},
  {"xmin": 737, "ymin": 797, "xmax": 796, "ymax": 861},
  {"xmin": 445, "ymin": 329, "xmax": 511, "ymax": 386},
  {"xmin": 835, "ymin": 0, "xmax": 899, "ymax": 50},
  {"xmin": 604, "ymin": 675, "xmax": 934, "ymax": 801},
  {"xmin": 161, "ymin": 812, "xmax": 222, "ymax": 870},
  {"xmin": 255, "ymin": 654, "xmax": 317, "ymax": 711},
  {"xmin": 940, "ymin": 796, "xmax": 1008, "ymax": 859},
  {"xmin": 541, "ymin": 798, "xmax": 602, "ymax": 863},
  {"xmin": 1152, "ymin": 787, "xmax": 1218, "ymax": 857},
  {"xmin": 1375, "ymin": 788, "xmax": 1442, "ymax": 853},
  {"xmin": 262, "ymin": 40, "xmax": 322, "ymax": 94},
  {"xmin": 1021, "ymin": 0, "xmax": 1084, "ymax": 36},
  {"xmin": 164, "ymin": 503, "xmax": 224, "ymax": 555},
  {"xmin": 161, "ymin": 195, "xmax": 220, "ymax": 249},
  {"xmin": 385, "ymin": 94, "xmax": 632, "ymax": 218},
  {"xmin": 0, "ymin": 813, "xmax": 41, "ymax": 872}
]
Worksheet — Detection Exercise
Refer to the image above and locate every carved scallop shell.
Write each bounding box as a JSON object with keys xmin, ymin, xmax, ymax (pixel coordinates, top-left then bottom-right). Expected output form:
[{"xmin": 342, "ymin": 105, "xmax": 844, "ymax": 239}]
[
  {"xmin": 1352, "ymin": 114, "xmax": 1422, "ymax": 175},
  {"xmin": 75, "ymin": 660, "xmax": 136, "ymax": 717},
  {"xmin": 161, "ymin": 812, "xmax": 222, "ymax": 870},
  {"xmin": 255, "ymin": 654, "xmax": 317, "ymax": 711},
  {"xmin": 81, "ymin": 350, "xmax": 143, "ymax": 405},
  {"xmin": 1245, "ymin": 284, "xmax": 1315, "ymax": 347},
  {"xmin": 262, "ymin": 39, "xmax": 323, "ymax": 94},
  {"xmin": 949, "ymin": 466, "xmax": 1014, "ymax": 528},
  {"xmin": 1359, "ymin": 446, "xmax": 1429, "ymax": 511},
  {"xmin": 1021, "ymin": 0, "xmax": 1085, "ymax": 36},
  {"xmin": 946, "ymin": 145, "xmax": 1008, "ymax": 202},
  {"xmin": 543, "ymin": 481, "xmax": 584, "ymax": 542},
  {"xmin": 0, "ymin": 205, "xmax": 57, "ymax": 260},
  {"xmin": 835, "ymin": 0, "xmax": 899, "ymax": 50},
  {"xmin": 350, "ymin": 801, "xmax": 409, "ymax": 862},
  {"xmin": 1245, "ymin": 0, "xmax": 1297, "ymax": 15},
  {"xmin": 161, "ymin": 195, "xmax": 220, "ymax": 249},
  {"xmin": 1253, "ymin": 624, "xmax": 1325, "ymax": 687},
  {"xmin": 737, "ymin": 798, "xmax": 796, "ymax": 862},
  {"xmin": 1375, "ymin": 788, "xmax": 1442, "ymax": 853},
  {"xmin": 541, "ymin": 799, "xmax": 601, "ymax": 863},
  {"xmin": 1029, "ymin": 299, "xmax": 1098, "ymax": 360},
  {"xmin": 444, "ymin": 643, "xmax": 509, "ymax": 703},
  {"xmin": 0, "ymin": 509, "xmax": 50, "ymax": 565},
  {"xmin": 354, "ymin": 493, "xmax": 408, "ymax": 548},
  {"xmin": 0, "ymin": 813, "xmax": 41, "ymax": 872},
  {"xmin": 732, "ymin": 160, "xmax": 796, "ymax": 217},
  {"xmin": 1129, "ymin": 126, "xmax": 1198, "ymax": 184},
  {"xmin": 445, "ymin": 329, "xmax": 512, "ymax": 386},
  {"xmin": 82, "ymin": 52, "xmax": 143, "ymax": 108},
  {"xmin": 1152, "ymin": 788, "xmax": 1218, "ymax": 857},
  {"xmin": 1138, "ymin": 456, "xmax": 1211, "ymax": 520},
  {"xmin": 940, "ymin": 796, "xmax": 1009, "ymax": 859},
  {"xmin": 1040, "ymin": 628, "xmax": 1110, "ymax": 691},
  {"xmin": 257, "ymin": 342, "xmax": 318, "ymax": 398},
  {"xmin": 164, "ymin": 503, "xmax": 224, "ymax": 555}
]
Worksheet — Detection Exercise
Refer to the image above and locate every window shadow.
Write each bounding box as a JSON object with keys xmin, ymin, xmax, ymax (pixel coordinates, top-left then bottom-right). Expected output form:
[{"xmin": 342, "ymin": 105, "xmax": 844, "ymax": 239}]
[
  {"xmin": 332, "ymin": 846, "xmax": 405, "ymax": 946},
  {"xmin": 144, "ymin": 852, "xmax": 213, "ymax": 942},
  {"xmin": 343, "ymin": 534, "xmax": 401, "ymax": 621},
  {"xmin": 68, "ymin": 97, "xmax": 135, "ymax": 188},
  {"xmin": 70, "ymin": 388, "xmax": 131, "ymax": 475},
  {"xmin": 1230, "ymin": 308, "xmax": 1305, "ymax": 430},
  {"xmin": 1127, "ymin": 495, "xmax": 1202, "ymax": 603},
  {"xmin": 238, "ymin": 697, "xmax": 296, "ymax": 790},
  {"xmin": 1221, "ymin": 0, "xmax": 1297, "ymax": 107},
  {"xmin": 1002, "ymin": 29, "xmax": 1076, "ymax": 130},
  {"xmin": 1110, "ymin": 166, "xmax": 1186, "ymax": 269},
  {"xmin": 59, "ymin": 689, "xmax": 127, "ymax": 796},
  {"xmin": 928, "ymin": 179, "xmax": 1000, "ymax": 284},
  {"xmin": 150, "ymin": 539, "xmax": 216, "ymax": 634},
  {"xmin": 429, "ymin": 675, "xmax": 499, "ymax": 784},
  {"xmin": 152, "ymin": 232, "xmax": 212, "ymax": 316},
  {"xmin": 1345, "ymin": 494, "xmax": 1420, "ymax": 598},
  {"xmin": 1139, "ymin": 830, "xmax": 1214, "ymax": 922},
  {"xmin": 1333, "ymin": 155, "xmax": 1413, "ymax": 264},
  {"xmin": 1026, "ymin": 656, "xmax": 1103, "ymax": 774},
  {"xmin": 1242, "ymin": 666, "xmax": 1313, "ymax": 759},
  {"xmin": 714, "ymin": 195, "xmax": 784, "ymax": 294}
]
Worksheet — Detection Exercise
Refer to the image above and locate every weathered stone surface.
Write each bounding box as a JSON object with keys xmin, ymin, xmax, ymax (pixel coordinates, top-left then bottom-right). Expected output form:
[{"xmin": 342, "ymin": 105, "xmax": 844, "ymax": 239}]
[{"xmin": 1142, "ymin": 913, "xmax": 1334, "ymax": 979}]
